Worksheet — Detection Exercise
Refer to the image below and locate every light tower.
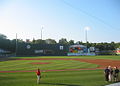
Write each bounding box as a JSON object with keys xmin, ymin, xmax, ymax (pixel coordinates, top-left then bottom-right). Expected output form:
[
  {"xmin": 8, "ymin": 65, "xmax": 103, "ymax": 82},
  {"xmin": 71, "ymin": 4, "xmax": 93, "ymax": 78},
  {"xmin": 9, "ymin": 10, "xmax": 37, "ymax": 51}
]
[
  {"xmin": 41, "ymin": 25, "xmax": 44, "ymax": 40},
  {"xmin": 15, "ymin": 33, "xmax": 18, "ymax": 56},
  {"xmin": 84, "ymin": 26, "xmax": 90, "ymax": 43}
]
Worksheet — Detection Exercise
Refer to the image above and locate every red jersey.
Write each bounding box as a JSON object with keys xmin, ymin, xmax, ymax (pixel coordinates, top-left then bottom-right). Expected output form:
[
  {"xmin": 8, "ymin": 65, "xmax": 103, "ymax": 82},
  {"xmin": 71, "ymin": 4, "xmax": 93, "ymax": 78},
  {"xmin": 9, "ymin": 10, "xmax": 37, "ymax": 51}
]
[{"xmin": 36, "ymin": 70, "xmax": 41, "ymax": 75}]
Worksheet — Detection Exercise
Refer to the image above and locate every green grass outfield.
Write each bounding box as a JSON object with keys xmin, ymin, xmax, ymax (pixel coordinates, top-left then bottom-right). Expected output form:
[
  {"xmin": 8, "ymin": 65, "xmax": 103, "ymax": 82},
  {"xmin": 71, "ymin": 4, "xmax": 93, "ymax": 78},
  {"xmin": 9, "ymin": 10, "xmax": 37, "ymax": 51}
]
[{"xmin": 0, "ymin": 56, "xmax": 120, "ymax": 86}]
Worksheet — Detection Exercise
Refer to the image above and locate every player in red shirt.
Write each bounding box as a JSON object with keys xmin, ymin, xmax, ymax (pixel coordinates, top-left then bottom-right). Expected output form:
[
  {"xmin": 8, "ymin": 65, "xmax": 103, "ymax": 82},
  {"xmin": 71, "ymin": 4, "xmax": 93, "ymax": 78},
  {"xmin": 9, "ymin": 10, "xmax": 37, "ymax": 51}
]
[{"xmin": 36, "ymin": 68, "xmax": 41, "ymax": 84}]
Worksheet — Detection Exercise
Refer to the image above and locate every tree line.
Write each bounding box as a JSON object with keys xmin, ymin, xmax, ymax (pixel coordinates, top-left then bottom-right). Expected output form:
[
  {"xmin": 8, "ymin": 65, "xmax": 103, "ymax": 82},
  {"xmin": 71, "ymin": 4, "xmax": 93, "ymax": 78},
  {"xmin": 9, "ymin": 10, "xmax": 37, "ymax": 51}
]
[{"xmin": 0, "ymin": 33, "xmax": 120, "ymax": 53}]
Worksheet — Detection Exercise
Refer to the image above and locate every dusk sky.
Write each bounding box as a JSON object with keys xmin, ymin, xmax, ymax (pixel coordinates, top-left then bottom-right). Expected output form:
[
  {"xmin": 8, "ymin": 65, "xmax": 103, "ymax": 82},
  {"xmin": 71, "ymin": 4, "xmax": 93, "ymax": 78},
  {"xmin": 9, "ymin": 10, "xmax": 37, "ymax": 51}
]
[{"xmin": 0, "ymin": 0, "xmax": 120, "ymax": 43}]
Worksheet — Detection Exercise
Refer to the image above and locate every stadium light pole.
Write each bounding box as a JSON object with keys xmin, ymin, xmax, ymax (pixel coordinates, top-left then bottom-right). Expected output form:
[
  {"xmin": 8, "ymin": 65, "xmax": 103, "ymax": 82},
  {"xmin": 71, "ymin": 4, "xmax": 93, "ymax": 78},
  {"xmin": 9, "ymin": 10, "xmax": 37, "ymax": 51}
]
[
  {"xmin": 15, "ymin": 33, "xmax": 18, "ymax": 57},
  {"xmin": 84, "ymin": 26, "xmax": 90, "ymax": 53},
  {"xmin": 41, "ymin": 25, "xmax": 44, "ymax": 40},
  {"xmin": 84, "ymin": 26, "xmax": 90, "ymax": 43},
  {"xmin": 85, "ymin": 29, "xmax": 87, "ymax": 43}
]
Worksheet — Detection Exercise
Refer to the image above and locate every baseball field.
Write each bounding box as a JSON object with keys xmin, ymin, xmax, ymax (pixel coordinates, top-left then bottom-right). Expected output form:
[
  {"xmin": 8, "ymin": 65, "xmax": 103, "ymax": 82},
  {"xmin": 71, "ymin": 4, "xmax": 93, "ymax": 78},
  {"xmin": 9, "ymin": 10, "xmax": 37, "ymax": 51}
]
[{"xmin": 0, "ymin": 56, "xmax": 120, "ymax": 86}]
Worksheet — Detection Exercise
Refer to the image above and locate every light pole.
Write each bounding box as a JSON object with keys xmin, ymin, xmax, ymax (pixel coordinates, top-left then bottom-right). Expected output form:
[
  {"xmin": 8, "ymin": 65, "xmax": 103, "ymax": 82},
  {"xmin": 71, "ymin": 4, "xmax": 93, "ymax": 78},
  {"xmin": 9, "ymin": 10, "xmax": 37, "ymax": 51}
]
[
  {"xmin": 85, "ymin": 29, "xmax": 87, "ymax": 43},
  {"xmin": 84, "ymin": 26, "xmax": 90, "ymax": 53},
  {"xmin": 15, "ymin": 33, "xmax": 18, "ymax": 56},
  {"xmin": 84, "ymin": 26, "xmax": 90, "ymax": 43},
  {"xmin": 41, "ymin": 25, "xmax": 44, "ymax": 40}
]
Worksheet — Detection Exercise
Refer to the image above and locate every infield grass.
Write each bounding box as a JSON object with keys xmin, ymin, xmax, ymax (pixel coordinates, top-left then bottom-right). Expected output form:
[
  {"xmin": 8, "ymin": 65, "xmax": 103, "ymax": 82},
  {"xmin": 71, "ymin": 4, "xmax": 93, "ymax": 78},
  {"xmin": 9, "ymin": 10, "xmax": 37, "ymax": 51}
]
[{"xmin": 0, "ymin": 59, "xmax": 98, "ymax": 71}]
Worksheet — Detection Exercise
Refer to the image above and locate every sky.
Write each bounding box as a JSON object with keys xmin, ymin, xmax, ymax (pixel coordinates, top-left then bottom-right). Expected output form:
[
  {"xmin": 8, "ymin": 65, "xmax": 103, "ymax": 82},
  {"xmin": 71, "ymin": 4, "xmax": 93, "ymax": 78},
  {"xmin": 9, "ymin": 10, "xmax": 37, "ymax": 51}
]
[{"xmin": 0, "ymin": 0, "xmax": 120, "ymax": 43}]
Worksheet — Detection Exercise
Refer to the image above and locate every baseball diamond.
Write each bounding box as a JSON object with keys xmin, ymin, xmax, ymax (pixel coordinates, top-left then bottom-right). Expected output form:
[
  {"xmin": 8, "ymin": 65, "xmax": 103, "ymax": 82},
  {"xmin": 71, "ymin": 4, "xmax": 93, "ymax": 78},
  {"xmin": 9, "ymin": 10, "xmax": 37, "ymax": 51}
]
[{"xmin": 0, "ymin": 56, "xmax": 120, "ymax": 86}]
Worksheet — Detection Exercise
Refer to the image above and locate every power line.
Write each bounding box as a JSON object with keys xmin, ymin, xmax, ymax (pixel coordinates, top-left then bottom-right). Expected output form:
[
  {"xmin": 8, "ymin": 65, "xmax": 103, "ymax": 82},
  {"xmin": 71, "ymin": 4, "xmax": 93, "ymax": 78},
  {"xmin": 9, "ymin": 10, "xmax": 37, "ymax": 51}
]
[{"xmin": 61, "ymin": 0, "xmax": 120, "ymax": 31}]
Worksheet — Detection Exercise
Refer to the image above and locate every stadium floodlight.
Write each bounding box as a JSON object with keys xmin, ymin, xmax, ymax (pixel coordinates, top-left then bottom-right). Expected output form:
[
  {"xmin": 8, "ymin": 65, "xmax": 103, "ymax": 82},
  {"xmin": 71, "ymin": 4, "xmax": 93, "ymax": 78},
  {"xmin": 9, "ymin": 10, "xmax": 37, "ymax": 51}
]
[
  {"xmin": 84, "ymin": 26, "xmax": 90, "ymax": 43},
  {"xmin": 41, "ymin": 25, "xmax": 44, "ymax": 40},
  {"xmin": 85, "ymin": 26, "xmax": 90, "ymax": 31}
]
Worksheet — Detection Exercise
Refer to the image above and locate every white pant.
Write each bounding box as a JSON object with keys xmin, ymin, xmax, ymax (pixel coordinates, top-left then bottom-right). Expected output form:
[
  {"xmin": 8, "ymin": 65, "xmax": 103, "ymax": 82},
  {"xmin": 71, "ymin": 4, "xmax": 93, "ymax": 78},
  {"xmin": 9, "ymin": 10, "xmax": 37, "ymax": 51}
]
[
  {"xmin": 37, "ymin": 75, "xmax": 40, "ymax": 84},
  {"xmin": 109, "ymin": 74, "xmax": 113, "ymax": 81}
]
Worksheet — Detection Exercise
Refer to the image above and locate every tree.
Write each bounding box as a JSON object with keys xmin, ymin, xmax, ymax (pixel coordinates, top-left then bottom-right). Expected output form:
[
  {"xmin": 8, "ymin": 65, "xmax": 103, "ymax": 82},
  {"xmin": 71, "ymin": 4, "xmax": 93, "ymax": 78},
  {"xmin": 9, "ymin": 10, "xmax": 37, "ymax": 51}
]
[
  {"xmin": 75, "ymin": 41, "xmax": 85, "ymax": 45},
  {"xmin": 68, "ymin": 40, "xmax": 74, "ymax": 45},
  {"xmin": 32, "ymin": 38, "xmax": 36, "ymax": 43},
  {"xmin": 45, "ymin": 39, "xmax": 57, "ymax": 44},
  {"xmin": 0, "ymin": 33, "xmax": 7, "ymax": 39},
  {"xmin": 0, "ymin": 34, "xmax": 9, "ymax": 50},
  {"xmin": 84, "ymin": 41, "xmax": 91, "ymax": 48},
  {"xmin": 116, "ymin": 42, "xmax": 120, "ymax": 49},
  {"xmin": 59, "ymin": 38, "xmax": 68, "ymax": 44},
  {"xmin": 34, "ymin": 39, "xmax": 46, "ymax": 44}
]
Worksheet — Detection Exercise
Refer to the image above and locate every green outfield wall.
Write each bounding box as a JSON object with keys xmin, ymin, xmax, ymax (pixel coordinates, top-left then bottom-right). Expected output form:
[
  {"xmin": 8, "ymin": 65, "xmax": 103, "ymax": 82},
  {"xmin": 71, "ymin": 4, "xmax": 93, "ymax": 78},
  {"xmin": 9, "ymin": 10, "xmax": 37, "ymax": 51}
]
[{"xmin": 16, "ymin": 43, "xmax": 69, "ymax": 56}]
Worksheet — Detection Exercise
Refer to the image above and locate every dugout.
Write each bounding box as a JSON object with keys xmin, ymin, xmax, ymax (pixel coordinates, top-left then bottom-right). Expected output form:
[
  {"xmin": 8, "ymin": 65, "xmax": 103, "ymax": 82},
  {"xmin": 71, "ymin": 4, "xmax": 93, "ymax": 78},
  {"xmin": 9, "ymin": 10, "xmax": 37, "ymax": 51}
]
[{"xmin": 16, "ymin": 43, "xmax": 69, "ymax": 56}]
